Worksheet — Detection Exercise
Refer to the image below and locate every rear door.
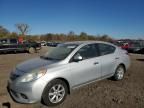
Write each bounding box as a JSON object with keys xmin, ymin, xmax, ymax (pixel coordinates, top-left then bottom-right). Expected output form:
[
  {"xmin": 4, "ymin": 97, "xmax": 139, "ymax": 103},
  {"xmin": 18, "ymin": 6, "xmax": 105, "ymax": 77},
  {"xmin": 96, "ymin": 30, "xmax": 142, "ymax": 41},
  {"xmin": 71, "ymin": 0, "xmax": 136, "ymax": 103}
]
[
  {"xmin": 69, "ymin": 44, "xmax": 101, "ymax": 87},
  {"xmin": 97, "ymin": 43, "xmax": 116, "ymax": 78}
]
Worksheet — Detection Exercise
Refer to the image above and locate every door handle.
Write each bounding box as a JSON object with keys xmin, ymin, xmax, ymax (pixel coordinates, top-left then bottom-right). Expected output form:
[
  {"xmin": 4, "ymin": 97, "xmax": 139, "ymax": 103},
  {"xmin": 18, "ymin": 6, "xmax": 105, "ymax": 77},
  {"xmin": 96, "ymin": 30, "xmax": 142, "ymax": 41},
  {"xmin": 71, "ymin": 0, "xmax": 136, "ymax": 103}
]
[
  {"xmin": 94, "ymin": 62, "xmax": 99, "ymax": 65},
  {"xmin": 115, "ymin": 57, "xmax": 120, "ymax": 59}
]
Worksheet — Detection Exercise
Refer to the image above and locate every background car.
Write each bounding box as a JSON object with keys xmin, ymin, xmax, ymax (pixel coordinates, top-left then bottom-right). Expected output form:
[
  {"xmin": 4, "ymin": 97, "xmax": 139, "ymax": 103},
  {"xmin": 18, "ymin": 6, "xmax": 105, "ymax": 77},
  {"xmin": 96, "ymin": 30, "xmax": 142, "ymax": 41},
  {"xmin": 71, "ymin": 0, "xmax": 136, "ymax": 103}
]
[
  {"xmin": 47, "ymin": 42, "xmax": 61, "ymax": 47},
  {"xmin": 40, "ymin": 41, "xmax": 47, "ymax": 46},
  {"xmin": 0, "ymin": 38, "xmax": 41, "ymax": 54}
]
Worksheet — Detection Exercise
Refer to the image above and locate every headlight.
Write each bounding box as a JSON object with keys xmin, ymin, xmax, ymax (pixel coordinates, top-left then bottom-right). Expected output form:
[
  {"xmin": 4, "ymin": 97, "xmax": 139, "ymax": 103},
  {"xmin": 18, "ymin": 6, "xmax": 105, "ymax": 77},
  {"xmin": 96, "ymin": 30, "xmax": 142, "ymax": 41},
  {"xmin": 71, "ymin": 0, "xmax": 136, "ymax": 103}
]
[{"xmin": 20, "ymin": 68, "xmax": 47, "ymax": 82}]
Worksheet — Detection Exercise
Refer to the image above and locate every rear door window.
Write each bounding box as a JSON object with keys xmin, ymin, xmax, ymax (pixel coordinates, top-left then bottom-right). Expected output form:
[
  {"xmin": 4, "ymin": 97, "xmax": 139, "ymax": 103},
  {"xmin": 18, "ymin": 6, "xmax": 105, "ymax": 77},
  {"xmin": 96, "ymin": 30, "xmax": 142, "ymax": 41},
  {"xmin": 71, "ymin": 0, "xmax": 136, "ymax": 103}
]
[
  {"xmin": 10, "ymin": 39, "xmax": 17, "ymax": 44},
  {"xmin": 98, "ymin": 43, "xmax": 115, "ymax": 56}
]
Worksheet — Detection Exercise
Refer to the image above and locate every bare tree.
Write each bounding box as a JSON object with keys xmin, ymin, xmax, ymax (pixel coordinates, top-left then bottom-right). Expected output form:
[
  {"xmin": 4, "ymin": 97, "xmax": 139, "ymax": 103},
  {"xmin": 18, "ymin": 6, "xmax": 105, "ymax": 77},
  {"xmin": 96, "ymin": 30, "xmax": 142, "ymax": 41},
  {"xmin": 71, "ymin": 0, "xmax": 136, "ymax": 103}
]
[{"xmin": 15, "ymin": 23, "xmax": 29, "ymax": 36}]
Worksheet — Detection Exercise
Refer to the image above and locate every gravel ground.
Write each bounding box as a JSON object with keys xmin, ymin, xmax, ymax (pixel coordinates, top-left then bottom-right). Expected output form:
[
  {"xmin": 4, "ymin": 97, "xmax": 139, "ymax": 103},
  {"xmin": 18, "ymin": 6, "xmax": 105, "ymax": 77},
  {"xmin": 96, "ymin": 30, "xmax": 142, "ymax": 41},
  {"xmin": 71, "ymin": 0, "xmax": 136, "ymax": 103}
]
[{"xmin": 0, "ymin": 47, "xmax": 144, "ymax": 108}]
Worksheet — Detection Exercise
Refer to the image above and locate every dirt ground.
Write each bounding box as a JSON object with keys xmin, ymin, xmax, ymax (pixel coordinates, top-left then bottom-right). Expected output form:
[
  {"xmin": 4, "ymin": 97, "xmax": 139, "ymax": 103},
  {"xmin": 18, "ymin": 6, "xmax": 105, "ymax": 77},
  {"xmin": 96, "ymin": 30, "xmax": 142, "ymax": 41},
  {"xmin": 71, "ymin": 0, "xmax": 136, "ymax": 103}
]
[{"xmin": 0, "ymin": 47, "xmax": 144, "ymax": 108}]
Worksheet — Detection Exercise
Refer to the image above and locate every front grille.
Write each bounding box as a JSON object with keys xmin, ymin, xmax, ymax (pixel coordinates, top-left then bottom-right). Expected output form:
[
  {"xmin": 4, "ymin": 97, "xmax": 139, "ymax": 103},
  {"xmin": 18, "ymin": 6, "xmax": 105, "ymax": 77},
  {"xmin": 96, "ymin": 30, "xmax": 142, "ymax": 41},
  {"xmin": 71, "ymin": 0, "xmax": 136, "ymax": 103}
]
[{"xmin": 11, "ymin": 89, "xmax": 19, "ymax": 98}]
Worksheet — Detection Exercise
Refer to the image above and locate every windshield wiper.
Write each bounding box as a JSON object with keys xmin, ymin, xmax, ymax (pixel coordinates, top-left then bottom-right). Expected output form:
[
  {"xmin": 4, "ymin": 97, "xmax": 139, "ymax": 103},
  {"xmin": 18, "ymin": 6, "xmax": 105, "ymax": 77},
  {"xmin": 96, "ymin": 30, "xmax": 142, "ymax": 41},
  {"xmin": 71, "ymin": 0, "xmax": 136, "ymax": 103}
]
[
  {"xmin": 40, "ymin": 56, "xmax": 52, "ymax": 60},
  {"xmin": 40, "ymin": 56, "xmax": 60, "ymax": 60}
]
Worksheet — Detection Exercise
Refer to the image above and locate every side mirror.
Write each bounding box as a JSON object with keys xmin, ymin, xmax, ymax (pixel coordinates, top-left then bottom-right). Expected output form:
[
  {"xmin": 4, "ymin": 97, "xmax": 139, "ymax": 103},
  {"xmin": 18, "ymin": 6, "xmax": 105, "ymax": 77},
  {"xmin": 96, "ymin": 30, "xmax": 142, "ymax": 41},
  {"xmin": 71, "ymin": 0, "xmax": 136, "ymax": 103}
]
[{"xmin": 73, "ymin": 54, "xmax": 83, "ymax": 62}]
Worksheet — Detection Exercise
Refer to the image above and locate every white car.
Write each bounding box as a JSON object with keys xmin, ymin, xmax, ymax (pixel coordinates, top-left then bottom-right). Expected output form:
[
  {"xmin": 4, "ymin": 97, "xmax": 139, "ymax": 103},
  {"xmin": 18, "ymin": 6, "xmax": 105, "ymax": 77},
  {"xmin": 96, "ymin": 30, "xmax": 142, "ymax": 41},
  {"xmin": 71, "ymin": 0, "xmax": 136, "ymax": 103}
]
[
  {"xmin": 40, "ymin": 41, "xmax": 47, "ymax": 46},
  {"xmin": 8, "ymin": 41, "xmax": 130, "ymax": 106}
]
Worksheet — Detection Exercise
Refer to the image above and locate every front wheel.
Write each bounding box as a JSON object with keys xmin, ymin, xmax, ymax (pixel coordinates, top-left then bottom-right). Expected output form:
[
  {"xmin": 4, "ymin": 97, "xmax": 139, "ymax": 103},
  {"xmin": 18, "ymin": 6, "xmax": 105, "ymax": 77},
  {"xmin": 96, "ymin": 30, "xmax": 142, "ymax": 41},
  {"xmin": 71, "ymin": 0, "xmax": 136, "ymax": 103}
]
[
  {"xmin": 42, "ymin": 79, "xmax": 68, "ymax": 106},
  {"xmin": 113, "ymin": 65, "xmax": 125, "ymax": 81}
]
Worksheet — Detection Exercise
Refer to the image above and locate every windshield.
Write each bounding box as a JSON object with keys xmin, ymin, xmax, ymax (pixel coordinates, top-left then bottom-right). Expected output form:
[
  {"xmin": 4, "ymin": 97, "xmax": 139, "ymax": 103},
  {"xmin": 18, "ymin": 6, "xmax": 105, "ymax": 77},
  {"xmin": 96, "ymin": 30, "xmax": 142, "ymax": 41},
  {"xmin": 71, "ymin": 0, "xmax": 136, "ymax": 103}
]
[{"xmin": 41, "ymin": 44, "xmax": 78, "ymax": 60}]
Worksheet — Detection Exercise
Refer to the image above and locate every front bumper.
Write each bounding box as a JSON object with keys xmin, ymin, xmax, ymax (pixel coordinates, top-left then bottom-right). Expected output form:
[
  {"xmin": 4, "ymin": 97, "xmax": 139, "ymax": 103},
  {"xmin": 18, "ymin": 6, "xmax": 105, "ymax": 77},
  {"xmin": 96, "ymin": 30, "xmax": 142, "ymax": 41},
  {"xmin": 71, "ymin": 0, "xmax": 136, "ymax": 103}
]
[{"xmin": 7, "ymin": 78, "xmax": 47, "ymax": 104}]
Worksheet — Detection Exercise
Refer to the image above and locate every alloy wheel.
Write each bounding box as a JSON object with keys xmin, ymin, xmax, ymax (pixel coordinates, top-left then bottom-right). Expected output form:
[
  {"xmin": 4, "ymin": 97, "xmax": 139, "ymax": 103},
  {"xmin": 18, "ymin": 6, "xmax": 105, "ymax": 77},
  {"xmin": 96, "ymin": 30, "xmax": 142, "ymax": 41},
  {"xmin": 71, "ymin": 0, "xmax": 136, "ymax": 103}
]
[{"xmin": 48, "ymin": 84, "xmax": 65, "ymax": 103}]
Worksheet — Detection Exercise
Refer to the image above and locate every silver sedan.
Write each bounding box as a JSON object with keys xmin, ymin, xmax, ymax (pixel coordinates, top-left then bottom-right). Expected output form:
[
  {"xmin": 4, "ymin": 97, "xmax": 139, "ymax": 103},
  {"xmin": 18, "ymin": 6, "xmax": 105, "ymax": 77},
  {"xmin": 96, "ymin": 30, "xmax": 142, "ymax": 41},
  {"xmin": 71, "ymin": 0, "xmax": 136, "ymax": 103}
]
[{"xmin": 8, "ymin": 41, "xmax": 130, "ymax": 106}]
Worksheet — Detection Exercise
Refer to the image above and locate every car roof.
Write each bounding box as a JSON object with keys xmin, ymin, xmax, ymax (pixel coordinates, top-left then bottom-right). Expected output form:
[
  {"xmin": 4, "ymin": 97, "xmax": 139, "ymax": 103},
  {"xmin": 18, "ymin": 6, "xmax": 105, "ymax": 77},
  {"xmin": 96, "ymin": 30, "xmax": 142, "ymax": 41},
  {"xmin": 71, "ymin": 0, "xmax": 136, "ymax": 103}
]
[{"xmin": 63, "ymin": 41, "xmax": 115, "ymax": 46}]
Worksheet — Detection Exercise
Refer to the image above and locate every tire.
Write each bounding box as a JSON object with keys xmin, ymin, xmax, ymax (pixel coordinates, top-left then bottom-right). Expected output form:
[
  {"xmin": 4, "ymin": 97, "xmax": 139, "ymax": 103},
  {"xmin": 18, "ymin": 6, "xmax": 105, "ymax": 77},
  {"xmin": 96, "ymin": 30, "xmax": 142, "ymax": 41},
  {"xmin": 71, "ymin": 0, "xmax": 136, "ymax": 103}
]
[
  {"xmin": 28, "ymin": 47, "xmax": 36, "ymax": 54},
  {"xmin": 113, "ymin": 65, "xmax": 125, "ymax": 81},
  {"xmin": 14, "ymin": 50, "xmax": 17, "ymax": 54},
  {"xmin": 42, "ymin": 79, "xmax": 68, "ymax": 106}
]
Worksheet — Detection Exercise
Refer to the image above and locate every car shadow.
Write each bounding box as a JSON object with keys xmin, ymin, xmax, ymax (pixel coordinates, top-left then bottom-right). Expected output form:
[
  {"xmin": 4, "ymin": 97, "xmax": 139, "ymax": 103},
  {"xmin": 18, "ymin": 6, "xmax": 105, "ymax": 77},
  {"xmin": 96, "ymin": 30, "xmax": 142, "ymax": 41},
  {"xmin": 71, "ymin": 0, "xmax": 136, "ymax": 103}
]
[
  {"xmin": 2, "ymin": 102, "xmax": 11, "ymax": 108},
  {"xmin": 136, "ymin": 59, "xmax": 144, "ymax": 62}
]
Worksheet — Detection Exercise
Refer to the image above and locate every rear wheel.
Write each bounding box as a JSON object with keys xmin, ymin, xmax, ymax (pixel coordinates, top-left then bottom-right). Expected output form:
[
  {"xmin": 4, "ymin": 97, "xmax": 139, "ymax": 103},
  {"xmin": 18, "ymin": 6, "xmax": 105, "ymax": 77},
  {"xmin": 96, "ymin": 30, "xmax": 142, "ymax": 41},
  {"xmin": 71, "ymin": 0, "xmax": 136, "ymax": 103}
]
[
  {"xmin": 28, "ymin": 47, "xmax": 36, "ymax": 54},
  {"xmin": 42, "ymin": 79, "xmax": 68, "ymax": 106},
  {"xmin": 113, "ymin": 65, "xmax": 125, "ymax": 80}
]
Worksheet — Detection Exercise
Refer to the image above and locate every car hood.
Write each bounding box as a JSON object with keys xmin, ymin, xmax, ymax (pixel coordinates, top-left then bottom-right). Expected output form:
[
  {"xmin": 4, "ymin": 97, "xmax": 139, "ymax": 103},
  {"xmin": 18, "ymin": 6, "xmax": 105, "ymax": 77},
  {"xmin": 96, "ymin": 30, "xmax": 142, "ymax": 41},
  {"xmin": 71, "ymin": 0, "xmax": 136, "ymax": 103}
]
[{"xmin": 16, "ymin": 57, "xmax": 58, "ymax": 74}]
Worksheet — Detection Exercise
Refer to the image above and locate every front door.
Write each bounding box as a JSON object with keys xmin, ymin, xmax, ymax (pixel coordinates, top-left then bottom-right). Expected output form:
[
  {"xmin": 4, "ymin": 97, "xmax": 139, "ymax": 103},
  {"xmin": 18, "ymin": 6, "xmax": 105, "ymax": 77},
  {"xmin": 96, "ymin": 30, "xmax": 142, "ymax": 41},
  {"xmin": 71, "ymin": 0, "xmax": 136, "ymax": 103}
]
[
  {"xmin": 69, "ymin": 44, "xmax": 101, "ymax": 88},
  {"xmin": 0, "ymin": 39, "xmax": 9, "ymax": 51}
]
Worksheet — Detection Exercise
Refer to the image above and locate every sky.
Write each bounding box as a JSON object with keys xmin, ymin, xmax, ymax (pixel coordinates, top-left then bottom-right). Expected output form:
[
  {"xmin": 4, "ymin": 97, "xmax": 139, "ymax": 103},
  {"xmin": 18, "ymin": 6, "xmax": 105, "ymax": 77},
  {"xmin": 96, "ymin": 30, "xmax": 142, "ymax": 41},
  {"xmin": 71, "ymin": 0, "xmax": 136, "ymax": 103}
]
[{"xmin": 0, "ymin": 0, "xmax": 144, "ymax": 39}]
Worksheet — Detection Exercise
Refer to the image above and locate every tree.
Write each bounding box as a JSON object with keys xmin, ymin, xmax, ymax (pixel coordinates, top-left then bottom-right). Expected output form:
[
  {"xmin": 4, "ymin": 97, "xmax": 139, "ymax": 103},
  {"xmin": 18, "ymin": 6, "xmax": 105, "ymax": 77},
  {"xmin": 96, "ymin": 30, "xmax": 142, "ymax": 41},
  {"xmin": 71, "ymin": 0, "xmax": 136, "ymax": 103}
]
[
  {"xmin": 79, "ymin": 32, "xmax": 88, "ymax": 40},
  {"xmin": 15, "ymin": 23, "xmax": 29, "ymax": 36},
  {"xmin": 45, "ymin": 33, "xmax": 53, "ymax": 41},
  {"xmin": 100, "ymin": 34, "xmax": 113, "ymax": 42},
  {"xmin": 0, "ymin": 25, "xmax": 9, "ymax": 38},
  {"xmin": 68, "ymin": 31, "xmax": 75, "ymax": 36},
  {"xmin": 0, "ymin": 26, "xmax": 9, "ymax": 34},
  {"xmin": 10, "ymin": 32, "xmax": 18, "ymax": 38},
  {"xmin": 67, "ymin": 31, "xmax": 75, "ymax": 41}
]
